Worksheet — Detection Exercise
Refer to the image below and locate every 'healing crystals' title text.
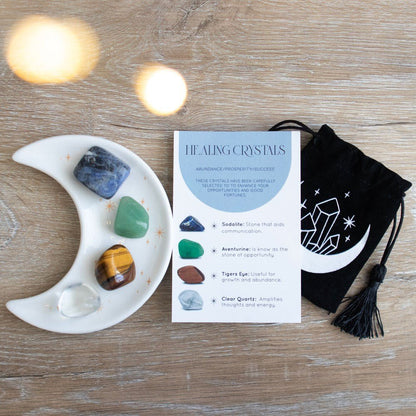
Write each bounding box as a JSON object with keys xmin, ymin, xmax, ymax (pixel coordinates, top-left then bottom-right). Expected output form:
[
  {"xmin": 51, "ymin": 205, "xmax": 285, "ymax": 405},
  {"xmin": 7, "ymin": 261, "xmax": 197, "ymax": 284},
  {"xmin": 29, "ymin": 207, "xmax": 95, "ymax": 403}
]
[{"xmin": 185, "ymin": 144, "xmax": 286, "ymax": 157}]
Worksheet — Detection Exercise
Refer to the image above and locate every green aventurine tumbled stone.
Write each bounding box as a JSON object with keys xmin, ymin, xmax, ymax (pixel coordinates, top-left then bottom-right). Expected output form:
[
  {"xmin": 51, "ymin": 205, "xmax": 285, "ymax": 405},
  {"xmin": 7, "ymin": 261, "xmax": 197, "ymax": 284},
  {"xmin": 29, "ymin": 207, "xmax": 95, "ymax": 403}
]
[
  {"xmin": 114, "ymin": 196, "xmax": 149, "ymax": 238},
  {"xmin": 178, "ymin": 239, "xmax": 204, "ymax": 259}
]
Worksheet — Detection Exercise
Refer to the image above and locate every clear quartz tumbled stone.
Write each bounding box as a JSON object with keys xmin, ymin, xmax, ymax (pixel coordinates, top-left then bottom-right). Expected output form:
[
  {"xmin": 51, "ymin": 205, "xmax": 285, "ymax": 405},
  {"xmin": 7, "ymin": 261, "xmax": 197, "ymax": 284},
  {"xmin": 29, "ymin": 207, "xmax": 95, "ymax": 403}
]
[{"xmin": 58, "ymin": 283, "xmax": 101, "ymax": 318}]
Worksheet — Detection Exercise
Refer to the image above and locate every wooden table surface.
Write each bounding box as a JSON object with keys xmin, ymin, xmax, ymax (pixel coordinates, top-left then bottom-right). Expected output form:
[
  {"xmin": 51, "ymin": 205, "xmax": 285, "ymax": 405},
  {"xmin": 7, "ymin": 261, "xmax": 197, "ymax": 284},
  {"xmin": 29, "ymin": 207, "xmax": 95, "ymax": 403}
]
[{"xmin": 1, "ymin": 1, "xmax": 415, "ymax": 415}]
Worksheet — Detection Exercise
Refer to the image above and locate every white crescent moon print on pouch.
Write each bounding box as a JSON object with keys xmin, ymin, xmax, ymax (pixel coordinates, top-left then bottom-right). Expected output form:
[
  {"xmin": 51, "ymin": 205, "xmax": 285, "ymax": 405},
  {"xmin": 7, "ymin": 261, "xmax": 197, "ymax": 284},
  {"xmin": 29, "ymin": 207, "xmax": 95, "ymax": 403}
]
[
  {"xmin": 6, "ymin": 135, "xmax": 172, "ymax": 334},
  {"xmin": 301, "ymin": 197, "xmax": 370, "ymax": 274},
  {"xmin": 301, "ymin": 225, "xmax": 370, "ymax": 273}
]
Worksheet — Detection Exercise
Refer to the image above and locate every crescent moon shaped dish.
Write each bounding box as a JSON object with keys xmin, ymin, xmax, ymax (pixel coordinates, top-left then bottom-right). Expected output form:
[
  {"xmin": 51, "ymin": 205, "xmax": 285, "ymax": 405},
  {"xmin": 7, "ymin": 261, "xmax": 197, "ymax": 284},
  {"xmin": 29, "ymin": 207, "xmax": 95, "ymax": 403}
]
[{"xmin": 6, "ymin": 135, "xmax": 172, "ymax": 334}]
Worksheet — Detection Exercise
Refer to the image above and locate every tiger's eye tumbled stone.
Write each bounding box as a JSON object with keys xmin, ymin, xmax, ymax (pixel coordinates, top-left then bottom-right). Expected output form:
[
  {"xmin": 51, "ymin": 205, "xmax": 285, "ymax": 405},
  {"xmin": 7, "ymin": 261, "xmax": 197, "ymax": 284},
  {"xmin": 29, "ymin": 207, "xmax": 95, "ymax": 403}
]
[
  {"xmin": 74, "ymin": 146, "xmax": 130, "ymax": 199},
  {"xmin": 178, "ymin": 239, "xmax": 204, "ymax": 259},
  {"xmin": 177, "ymin": 266, "xmax": 205, "ymax": 284},
  {"xmin": 114, "ymin": 196, "xmax": 149, "ymax": 238},
  {"xmin": 95, "ymin": 244, "xmax": 136, "ymax": 290}
]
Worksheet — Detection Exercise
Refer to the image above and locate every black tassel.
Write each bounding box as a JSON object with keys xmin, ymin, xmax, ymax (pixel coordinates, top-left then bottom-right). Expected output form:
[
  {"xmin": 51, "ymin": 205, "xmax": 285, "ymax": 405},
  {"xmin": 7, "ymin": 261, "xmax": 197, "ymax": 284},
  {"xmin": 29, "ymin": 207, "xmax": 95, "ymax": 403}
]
[
  {"xmin": 332, "ymin": 264, "xmax": 386, "ymax": 339},
  {"xmin": 332, "ymin": 198, "xmax": 405, "ymax": 340}
]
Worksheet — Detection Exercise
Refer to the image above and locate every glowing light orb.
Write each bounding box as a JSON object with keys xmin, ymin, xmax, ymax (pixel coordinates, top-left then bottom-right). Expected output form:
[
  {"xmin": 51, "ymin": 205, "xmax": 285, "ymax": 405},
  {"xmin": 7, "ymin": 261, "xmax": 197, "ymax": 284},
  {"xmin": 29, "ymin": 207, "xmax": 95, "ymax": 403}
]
[
  {"xmin": 5, "ymin": 15, "xmax": 99, "ymax": 84},
  {"xmin": 135, "ymin": 65, "xmax": 188, "ymax": 116}
]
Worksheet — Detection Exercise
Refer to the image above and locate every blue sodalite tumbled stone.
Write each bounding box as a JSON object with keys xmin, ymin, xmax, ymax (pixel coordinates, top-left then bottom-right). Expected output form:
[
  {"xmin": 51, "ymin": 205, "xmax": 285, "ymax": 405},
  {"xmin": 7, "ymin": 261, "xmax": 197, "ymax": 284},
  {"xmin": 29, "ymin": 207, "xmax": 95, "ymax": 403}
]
[
  {"xmin": 179, "ymin": 290, "xmax": 203, "ymax": 310},
  {"xmin": 179, "ymin": 215, "xmax": 205, "ymax": 231},
  {"xmin": 73, "ymin": 146, "xmax": 130, "ymax": 199}
]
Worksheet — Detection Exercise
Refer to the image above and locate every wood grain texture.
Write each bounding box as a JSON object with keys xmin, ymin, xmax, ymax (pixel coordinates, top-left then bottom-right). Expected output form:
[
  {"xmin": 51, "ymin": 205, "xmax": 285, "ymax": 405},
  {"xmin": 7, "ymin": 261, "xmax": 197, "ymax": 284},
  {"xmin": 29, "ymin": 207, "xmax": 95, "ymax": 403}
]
[{"xmin": 0, "ymin": 0, "xmax": 415, "ymax": 415}]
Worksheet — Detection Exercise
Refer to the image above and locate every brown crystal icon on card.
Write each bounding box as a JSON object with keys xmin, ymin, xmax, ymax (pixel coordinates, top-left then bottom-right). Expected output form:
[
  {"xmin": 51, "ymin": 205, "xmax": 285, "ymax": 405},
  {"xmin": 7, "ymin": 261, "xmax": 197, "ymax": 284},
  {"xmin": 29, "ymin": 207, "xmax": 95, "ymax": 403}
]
[{"xmin": 177, "ymin": 266, "xmax": 205, "ymax": 284}]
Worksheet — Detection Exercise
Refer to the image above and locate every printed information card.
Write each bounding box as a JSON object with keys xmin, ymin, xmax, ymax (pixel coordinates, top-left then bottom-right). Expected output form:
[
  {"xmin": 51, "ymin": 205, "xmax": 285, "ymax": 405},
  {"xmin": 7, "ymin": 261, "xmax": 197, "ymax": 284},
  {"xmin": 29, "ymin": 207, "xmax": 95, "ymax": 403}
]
[{"xmin": 172, "ymin": 131, "xmax": 300, "ymax": 323}]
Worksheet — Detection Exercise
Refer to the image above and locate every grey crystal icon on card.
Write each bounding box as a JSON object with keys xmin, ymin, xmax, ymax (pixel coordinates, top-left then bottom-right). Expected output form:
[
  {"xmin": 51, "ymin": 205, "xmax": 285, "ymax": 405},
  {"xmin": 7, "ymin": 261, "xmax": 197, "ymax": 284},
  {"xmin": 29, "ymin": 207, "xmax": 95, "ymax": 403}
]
[
  {"xmin": 178, "ymin": 290, "xmax": 203, "ymax": 310},
  {"xmin": 301, "ymin": 198, "xmax": 340, "ymax": 254}
]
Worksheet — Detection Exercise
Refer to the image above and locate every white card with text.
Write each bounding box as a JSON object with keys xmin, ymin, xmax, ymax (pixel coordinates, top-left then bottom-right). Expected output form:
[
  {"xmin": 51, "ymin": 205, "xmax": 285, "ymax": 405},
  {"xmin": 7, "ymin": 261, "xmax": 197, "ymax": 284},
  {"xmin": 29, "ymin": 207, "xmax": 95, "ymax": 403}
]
[{"xmin": 172, "ymin": 131, "xmax": 300, "ymax": 323}]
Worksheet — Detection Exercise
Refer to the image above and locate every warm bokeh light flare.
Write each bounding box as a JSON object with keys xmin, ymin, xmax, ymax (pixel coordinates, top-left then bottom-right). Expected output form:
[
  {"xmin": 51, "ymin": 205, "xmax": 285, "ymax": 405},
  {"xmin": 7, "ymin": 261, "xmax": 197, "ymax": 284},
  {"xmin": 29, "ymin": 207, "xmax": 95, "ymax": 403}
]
[
  {"xmin": 5, "ymin": 15, "xmax": 99, "ymax": 84},
  {"xmin": 135, "ymin": 64, "xmax": 188, "ymax": 116}
]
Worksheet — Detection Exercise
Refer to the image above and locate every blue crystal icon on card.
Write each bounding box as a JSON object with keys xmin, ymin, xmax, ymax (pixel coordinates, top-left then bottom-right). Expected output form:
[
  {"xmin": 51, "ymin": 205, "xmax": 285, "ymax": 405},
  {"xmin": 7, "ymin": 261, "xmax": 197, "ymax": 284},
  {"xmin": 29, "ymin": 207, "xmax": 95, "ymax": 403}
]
[
  {"xmin": 180, "ymin": 215, "xmax": 205, "ymax": 231},
  {"xmin": 74, "ymin": 146, "xmax": 130, "ymax": 199}
]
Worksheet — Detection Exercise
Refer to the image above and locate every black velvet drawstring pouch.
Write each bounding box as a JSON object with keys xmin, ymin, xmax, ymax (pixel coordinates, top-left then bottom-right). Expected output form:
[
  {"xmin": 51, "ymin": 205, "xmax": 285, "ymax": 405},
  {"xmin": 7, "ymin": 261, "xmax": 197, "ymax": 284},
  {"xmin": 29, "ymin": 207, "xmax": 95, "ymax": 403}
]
[{"xmin": 270, "ymin": 120, "xmax": 412, "ymax": 338}]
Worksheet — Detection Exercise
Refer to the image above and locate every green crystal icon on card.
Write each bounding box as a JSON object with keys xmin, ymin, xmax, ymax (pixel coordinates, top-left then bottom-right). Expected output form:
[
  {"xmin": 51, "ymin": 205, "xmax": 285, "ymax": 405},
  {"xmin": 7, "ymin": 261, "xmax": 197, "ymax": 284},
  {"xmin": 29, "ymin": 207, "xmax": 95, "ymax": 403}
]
[
  {"xmin": 114, "ymin": 196, "xmax": 149, "ymax": 238},
  {"xmin": 178, "ymin": 239, "xmax": 204, "ymax": 259}
]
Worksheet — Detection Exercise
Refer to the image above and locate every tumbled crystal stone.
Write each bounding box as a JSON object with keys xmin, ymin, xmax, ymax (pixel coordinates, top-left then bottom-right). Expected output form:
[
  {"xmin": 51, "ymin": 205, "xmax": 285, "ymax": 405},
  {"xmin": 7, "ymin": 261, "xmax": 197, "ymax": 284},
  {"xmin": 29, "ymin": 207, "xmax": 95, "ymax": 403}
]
[
  {"xmin": 73, "ymin": 146, "xmax": 130, "ymax": 199},
  {"xmin": 114, "ymin": 196, "xmax": 149, "ymax": 238},
  {"xmin": 179, "ymin": 290, "xmax": 203, "ymax": 310},
  {"xmin": 177, "ymin": 265, "xmax": 205, "ymax": 284},
  {"xmin": 179, "ymin": 215, "xmax": 205, "ymax": 231},
  {"xmin": 178, "ymin": 239, "xmax": 204, "ymax": 259},
  {"xmin": 95, "ymin": 244, "xmax": 136, "ymax": 290},
  {"xmin": 58, "ymin": 283, "xmax": 100, "ymax": 318}
]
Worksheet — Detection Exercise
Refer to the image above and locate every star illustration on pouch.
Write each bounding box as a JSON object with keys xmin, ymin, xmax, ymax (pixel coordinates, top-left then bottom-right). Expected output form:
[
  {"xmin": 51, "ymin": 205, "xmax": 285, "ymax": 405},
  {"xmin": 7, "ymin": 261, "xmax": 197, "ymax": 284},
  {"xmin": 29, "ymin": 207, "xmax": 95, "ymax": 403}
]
[
  {"xmin": 343, "ymin": 215, "xmax": 356, "ymax": 230},
  {"xmin": 344, "ymin": 191, "xmax": 350, "ymax": 198},
  {"xmin": 345, "ymin": 235, "xmax": 350, "ymax": 242},
  {"xmin": 314, "ymin": 189, "xmax": 320, "ymax": 196},
  {"xmin": 301, "ymin": 199, "xmax": 307, "ymax": 209}
]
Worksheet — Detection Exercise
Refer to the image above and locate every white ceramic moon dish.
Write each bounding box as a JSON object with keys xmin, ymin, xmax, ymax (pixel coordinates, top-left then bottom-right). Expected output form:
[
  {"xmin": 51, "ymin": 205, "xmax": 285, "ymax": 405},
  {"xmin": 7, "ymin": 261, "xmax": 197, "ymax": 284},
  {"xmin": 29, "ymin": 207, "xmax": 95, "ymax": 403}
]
[{"xmin": 6, "ymin": 135, "xmax": 172, "ymax": 334}]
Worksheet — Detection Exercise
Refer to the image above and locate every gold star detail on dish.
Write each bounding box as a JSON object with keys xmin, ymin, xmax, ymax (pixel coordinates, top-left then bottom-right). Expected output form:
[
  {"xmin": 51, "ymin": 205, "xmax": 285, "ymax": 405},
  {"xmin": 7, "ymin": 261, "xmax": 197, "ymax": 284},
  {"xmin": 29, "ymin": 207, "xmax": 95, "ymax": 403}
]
[
  {"xmin": 143, "ymin": 176, "xmax": 147, "ymax": 181},
  {"xmin": 146, "ymin": 239, "xmax": 150, "ymax": 245},
  {"xmin": 155, "ymin": 227, "xmax": 164, "ymax": 238},
  {"xmin": 147, "ymin": 278, "xmax": 151, "ymax": 285},
  {"xmin": 141, "ymin": 198, "xmax": 145, "ymax": 205},
  {"xmin": 65, "ymin": 154, "xmax": 71, "ymax": 161},
  {"xmin": 105, "ymin": 200, "xmax": 116, "ymax": 211},
  {"xmin": 140, "ymin": 270, "xmax": 144, "ymax": 276}
]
